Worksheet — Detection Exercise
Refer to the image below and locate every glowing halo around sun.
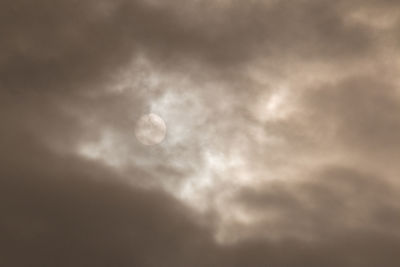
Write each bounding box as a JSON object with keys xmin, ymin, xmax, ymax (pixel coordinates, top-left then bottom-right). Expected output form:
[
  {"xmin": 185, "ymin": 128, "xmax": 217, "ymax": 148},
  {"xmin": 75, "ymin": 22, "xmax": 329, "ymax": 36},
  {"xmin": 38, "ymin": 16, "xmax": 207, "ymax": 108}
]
[{"xmin": 135, "ymin": 113, "xmax": 167, "ymax": 146}]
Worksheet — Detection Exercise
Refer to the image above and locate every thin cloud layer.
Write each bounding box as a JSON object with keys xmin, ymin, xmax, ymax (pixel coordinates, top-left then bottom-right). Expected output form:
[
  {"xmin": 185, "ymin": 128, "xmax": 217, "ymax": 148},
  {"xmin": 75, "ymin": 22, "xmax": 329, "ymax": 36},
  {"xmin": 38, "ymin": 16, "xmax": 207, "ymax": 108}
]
[{"xmin": 1, "ymin": 0, "xmax": 400, "ymax": 266}]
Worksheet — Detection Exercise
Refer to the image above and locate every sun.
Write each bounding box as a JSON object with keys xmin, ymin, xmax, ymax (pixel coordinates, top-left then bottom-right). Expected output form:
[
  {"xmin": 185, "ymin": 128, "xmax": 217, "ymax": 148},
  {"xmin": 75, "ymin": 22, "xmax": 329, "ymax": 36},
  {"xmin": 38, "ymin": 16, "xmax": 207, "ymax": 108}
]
[{"xmin": 135, "ymin": 113, "xmax": 167, "ymax": 146}]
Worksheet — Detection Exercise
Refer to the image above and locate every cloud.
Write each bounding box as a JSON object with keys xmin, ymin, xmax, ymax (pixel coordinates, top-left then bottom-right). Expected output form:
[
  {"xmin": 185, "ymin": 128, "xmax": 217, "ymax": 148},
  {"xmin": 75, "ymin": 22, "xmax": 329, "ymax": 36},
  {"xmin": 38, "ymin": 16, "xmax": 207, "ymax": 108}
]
[
  {"xmin": 234, "ymin": 166, "xmax": 400, "ymax": 238},
  {"xmin": 302, "ymin": 75, "xmax": 400, "ymax": 160},
  {"xmin": 2, "ymin": 146, "xmax": 400, "ymax": 266},
  {"xmin": 2, "ymin": 0, "xmax": 400, "ymax": 266},
  {"xmin": 0, "ymin": 0, "xmax": 383, "ymax": 95},
  {"xmin": 0, "ymin": 136, "xmax": 217, "ymax": 266}
]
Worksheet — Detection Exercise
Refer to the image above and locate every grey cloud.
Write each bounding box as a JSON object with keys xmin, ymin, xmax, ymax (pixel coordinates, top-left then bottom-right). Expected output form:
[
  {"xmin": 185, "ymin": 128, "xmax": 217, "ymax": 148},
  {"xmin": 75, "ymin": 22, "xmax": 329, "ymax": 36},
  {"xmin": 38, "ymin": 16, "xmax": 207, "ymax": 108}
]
[
  {"xmin": 2, "ymin": 0, "xmax": 400, "ymax": 266},
  {"xmin": 221, "ymin": 166, "xmax": 400, "ymax": 267},
  {"xmin": 2, "ymin": 147, "xmax": 400, "ymax": 267},
  {"xmin": 0, "ymin": 136, "xmax": 217, "ymax": 266},
  {"xmin": 303, "ymin": 76, "xmax": 400, "ymax": 159},
  {"xmin": 0, "ymin": 0, "xmax": 383, "ymax": 95},
  {"xmin": 233, "ymin": 165, "xmax": 400, "ymax": 244},
  {"xmin": 223, "ymin": 230, "xmax": 400, "ymax": 267}
]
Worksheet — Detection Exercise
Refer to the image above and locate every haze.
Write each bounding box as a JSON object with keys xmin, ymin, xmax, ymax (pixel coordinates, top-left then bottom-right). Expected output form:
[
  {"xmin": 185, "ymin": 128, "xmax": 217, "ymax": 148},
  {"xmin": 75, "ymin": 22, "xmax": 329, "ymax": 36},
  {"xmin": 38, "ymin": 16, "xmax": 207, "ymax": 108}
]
[{"xmin": 1, "ymin": 0, "xmax": 400, "ymax": 266}]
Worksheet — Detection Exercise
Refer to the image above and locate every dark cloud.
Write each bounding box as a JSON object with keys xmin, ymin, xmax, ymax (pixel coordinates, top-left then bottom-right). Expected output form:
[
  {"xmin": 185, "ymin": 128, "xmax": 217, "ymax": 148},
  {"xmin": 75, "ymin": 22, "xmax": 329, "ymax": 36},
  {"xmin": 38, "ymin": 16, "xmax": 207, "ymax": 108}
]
[
  {"xmin": 223, "ymin": 230, "xmax": 400, "ymax": 267},
  {"xmin": 227, "ymin": 166, "xmax": 400, "ymax": 266},
  {"xmin": 303, "ymin": 76, "xmax": 400, "ymax": 159},
  {"xmin": 0, "ymin": 0, "xmax": 382, "ymax": 95},
  {"xmin": 2, "ymin": 0, "xmax": 400, "ymax": 266},
  {"xmin": 2, "ymin": 149, "xmax": 400, "ymax": 266},
  {"xmin": 0, "ymin": 136, "xmax": 217, "ymax": 266},
  {"xmin": 235, "ymin": 166, "xmax": 400, "ymax": 236}
]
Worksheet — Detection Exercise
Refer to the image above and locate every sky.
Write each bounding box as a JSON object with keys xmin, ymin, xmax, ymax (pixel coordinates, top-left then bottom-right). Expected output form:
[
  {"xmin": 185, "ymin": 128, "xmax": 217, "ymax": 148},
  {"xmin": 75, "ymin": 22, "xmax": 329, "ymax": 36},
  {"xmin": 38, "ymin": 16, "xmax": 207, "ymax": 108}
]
[{"xmin": 1, "ymin": 0, "xmax": 400, "ymax": 266}]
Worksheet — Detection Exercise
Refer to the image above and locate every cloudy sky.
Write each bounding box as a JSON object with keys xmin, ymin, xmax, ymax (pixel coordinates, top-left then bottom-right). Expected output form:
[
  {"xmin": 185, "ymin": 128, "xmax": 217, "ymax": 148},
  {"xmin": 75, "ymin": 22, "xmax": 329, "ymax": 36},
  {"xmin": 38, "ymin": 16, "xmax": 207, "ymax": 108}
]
[{"xmin": 1, "ymin": 0, "xmax": 400, "ymax": 266}]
